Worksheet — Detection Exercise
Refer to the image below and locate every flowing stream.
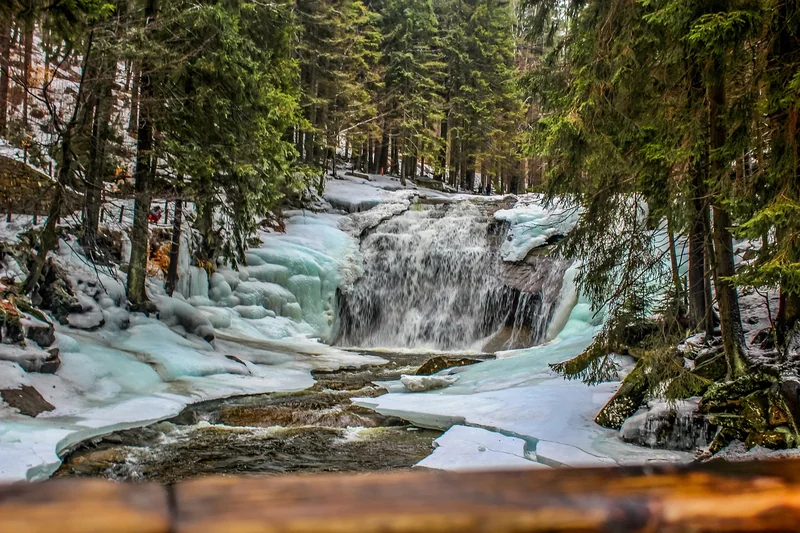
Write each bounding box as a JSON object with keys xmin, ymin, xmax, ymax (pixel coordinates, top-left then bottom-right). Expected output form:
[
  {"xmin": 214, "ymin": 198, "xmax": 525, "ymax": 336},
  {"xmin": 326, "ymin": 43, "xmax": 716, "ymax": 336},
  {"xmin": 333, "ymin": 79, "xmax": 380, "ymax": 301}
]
[{"xmin": 56, "ymin": 197, "xmax": 571, "ymax": 480}]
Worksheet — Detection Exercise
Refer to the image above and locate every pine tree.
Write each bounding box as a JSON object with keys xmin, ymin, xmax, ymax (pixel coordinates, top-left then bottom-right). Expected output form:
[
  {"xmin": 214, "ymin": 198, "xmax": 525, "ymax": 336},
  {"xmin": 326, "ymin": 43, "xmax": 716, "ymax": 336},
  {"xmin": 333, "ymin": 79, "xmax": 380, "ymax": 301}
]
[{"xmin": 381, "ymin": 0, "xmax": 445, "ymax": 184}]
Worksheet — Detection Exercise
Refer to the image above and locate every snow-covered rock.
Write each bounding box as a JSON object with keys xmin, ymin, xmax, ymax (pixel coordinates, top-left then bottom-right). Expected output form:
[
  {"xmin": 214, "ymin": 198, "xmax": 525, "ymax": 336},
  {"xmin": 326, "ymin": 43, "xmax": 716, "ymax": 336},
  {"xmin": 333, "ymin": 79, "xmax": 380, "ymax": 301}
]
[{"xmin": 401, "ymin": 374, "xmax": 459, "ymax": 393}]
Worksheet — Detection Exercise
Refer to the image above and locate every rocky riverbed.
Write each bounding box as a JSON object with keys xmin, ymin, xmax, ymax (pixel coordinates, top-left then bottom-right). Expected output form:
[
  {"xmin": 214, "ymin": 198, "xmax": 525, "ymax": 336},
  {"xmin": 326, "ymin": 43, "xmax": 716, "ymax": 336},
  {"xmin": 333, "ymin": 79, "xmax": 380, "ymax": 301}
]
[{"xmin": 54, "ymin": 351, "xmax": 490, "ymax": 482}]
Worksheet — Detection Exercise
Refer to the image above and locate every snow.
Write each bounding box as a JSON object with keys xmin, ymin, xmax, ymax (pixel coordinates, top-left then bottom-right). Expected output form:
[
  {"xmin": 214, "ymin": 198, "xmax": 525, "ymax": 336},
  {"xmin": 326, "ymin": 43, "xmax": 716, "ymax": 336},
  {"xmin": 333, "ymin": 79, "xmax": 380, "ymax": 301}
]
[
  {"xmin": 416, "ymin": 425, "xmax": 548, "ymax": 471},
  {"xmin": 494, "ymin": 196, "xmax": 581, "ymax": 262}
]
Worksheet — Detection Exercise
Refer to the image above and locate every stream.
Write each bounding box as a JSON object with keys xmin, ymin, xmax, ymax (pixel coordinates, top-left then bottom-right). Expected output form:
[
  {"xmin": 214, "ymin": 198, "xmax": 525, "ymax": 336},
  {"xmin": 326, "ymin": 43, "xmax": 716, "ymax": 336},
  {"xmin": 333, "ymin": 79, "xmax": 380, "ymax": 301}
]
[{"xmin": 55, "ymin": 351, "xmax": 491, "ymax": 481}]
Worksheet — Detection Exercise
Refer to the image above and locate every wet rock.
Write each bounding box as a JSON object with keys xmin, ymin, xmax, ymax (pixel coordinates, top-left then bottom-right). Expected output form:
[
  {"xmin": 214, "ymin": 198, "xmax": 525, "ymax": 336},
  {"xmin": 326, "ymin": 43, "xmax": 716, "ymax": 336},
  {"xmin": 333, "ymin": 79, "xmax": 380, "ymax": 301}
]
[
  {"xmin": 619, "ymin": 399, "xmax": 716, "ymax": 451},
  {"xmin": 54, "ymin": 448, "xmax": 131, "ymax": 477},
  {"xmin": 416, "ymin": 356, "xmax": 483, "ymax": 376},
  {"xmin": 595, "ymin": 361, "xmax": 647, "ymax": 430},
  {"xmin": 1, "ymin": 385, "xmax": 55, "ymax": 417}
]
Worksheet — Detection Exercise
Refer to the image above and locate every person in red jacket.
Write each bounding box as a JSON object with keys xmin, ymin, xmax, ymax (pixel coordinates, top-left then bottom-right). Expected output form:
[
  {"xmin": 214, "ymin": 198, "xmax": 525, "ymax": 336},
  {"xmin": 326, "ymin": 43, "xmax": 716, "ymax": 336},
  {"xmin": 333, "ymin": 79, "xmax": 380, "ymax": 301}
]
[{"xmin": 148, "ymin": 205, "xmax": 162, "ymax": 224}]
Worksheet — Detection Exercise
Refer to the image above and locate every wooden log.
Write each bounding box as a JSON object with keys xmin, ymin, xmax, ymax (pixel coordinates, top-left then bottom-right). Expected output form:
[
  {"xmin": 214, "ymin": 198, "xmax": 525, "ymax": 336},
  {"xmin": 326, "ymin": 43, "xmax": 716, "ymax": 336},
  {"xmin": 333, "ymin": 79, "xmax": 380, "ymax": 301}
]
[
  {"xmin": 174, "ymin": 461, "xmax": 800, "ymax": 533},
  {"xmin": 0, "ymin": 479, "xmax": 170, "ymax": 533},
  {"xmin": 345, "ymin": 170, "xmax": 370, "ymax": 180}
]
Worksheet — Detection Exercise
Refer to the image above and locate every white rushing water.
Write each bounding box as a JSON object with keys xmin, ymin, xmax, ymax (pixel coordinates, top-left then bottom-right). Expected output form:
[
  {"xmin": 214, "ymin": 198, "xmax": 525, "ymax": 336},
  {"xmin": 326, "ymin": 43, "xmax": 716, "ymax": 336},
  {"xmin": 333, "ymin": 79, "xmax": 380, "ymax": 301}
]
[{"xmin": 335, "ymin": 201, "xmax": 568, "ymax": 351}]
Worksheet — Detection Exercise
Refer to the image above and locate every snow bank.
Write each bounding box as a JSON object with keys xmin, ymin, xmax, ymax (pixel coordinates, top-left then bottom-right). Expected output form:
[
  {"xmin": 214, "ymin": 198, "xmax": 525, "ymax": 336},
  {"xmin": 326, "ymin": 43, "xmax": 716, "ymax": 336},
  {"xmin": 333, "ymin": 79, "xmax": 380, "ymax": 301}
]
[{"xmin": 494, "ymin": 196, "xmax": 580, "ymax": 262}]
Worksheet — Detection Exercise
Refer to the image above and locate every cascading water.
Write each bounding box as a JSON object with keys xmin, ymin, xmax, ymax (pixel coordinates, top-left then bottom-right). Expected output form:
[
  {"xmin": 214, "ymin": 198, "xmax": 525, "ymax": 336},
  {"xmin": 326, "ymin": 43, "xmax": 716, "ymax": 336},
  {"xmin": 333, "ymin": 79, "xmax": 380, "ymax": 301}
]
[{"xmin": 334, "ymin": 200, "xmax": 569, "ymax": 352}]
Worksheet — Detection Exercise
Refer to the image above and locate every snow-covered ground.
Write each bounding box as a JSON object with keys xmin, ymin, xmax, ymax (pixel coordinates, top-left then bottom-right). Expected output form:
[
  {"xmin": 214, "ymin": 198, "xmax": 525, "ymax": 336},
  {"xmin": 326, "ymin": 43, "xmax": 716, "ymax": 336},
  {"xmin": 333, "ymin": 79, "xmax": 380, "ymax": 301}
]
[{"xmin": 1, "ymin": 172, "xmax": 691, "ymax": 481}]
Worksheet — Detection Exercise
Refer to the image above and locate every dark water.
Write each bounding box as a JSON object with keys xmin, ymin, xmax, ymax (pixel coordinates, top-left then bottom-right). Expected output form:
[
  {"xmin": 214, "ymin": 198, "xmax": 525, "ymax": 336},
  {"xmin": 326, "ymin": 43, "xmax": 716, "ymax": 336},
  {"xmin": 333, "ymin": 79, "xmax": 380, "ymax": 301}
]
[{"xmin": 54, "ymin": 351, "xmax": 467, "ymax": 483}]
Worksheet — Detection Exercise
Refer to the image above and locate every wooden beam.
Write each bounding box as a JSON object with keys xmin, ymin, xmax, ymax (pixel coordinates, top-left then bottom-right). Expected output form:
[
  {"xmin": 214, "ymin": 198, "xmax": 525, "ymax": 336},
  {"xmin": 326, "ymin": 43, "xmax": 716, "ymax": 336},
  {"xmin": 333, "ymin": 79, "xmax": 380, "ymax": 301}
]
[
  {"xmin": 5, "ymin": 461, "xmax": 800, "ymax": 532},
  {"xmin": 174, "ymin": 461, "xmax": 800, "ymax": 533},
  {"xmin": 0, "ymin": 479, "xmax": 170, "ymax": 533}
]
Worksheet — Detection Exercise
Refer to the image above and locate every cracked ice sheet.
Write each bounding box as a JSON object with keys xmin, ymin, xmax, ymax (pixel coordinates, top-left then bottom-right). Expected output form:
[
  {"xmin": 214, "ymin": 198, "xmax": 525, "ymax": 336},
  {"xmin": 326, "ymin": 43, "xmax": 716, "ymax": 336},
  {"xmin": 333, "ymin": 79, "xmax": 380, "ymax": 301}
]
[
  {"xmin": 355, "ymin": 322, "xmax": 692, "ymax": 468},
  {"xmin": 417, "ymin": 425, "xmax": 548, "ymax": 471}
]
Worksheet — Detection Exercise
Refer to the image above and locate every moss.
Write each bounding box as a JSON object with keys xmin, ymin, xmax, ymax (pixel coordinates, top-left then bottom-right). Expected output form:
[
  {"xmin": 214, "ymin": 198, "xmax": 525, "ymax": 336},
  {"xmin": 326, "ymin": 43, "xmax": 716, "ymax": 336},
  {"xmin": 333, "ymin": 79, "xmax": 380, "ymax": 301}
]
[
  {"xmin": 692, "ymin": 353, "xmax": 727, "ymax": 381},
  {"xmin": 595, "ymin": 361, "xmax": 647, "ymax": 429},
  {"xmin": 701, "ymin": 372, "xmax": 776, "ymax": 407}
]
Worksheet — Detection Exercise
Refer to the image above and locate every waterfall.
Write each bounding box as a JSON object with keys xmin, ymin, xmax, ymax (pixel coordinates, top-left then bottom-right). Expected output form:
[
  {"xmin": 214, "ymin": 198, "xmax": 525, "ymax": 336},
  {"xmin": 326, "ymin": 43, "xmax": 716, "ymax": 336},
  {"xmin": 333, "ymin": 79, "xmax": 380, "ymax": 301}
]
[{"xmin": 334, "ymin": 200, "xmax": 569, "ymax": 352}]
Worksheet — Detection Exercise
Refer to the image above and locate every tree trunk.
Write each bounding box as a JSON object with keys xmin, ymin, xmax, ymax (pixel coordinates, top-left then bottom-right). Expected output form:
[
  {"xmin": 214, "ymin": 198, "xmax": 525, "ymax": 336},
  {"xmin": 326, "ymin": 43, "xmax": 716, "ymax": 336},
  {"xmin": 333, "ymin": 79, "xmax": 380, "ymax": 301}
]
[
  {"xmin": 711, "ymin": 206, "xmax": 748, "ymax": 378},
  {"xmin": 128, "ymin": 67, "xmax": 140, "ymax": 135},
  {"xmin": 83, "ymin": 57, "xmax": 117, "ymax": 252},
  {"xmin": 390, "ymin": 134, "xmax": 399, "ymax": 176},
  {"xmin": 378, "ymin": 121, "xmax": 389, "ymax": 174},
  {"xmin": 438, "ymin": 117, "xmax": 448, "ymax": 180},
  {"xmin": 666, "ymin": 208, "xmax": 684, "ymax": 315},
  {"xmin": 165, "ymin": 200, "xmax": 183, "ymax": 296},
  {"xmin": 0, "ymin": 15, "xmax": 11, "ymax": 136},
  {"xmin": 126, "ymin": 0, "xmax": 158, "ymax": 310},
  {"xmin": 21, "ymin": 18, "xmax": 33, "ymax": 130},
  {"xmin": 688, "ymin": 166, "xmax": 711, "ymax": 335}
]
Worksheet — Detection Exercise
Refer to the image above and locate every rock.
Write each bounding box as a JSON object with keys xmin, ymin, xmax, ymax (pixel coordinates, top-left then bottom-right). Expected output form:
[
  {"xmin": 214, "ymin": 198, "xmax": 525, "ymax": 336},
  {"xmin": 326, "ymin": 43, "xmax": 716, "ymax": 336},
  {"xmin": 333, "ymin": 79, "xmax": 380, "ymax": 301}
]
[
  {"xmin": 400, "ymin": 374, "xmax": 459, "ymax": 392},
  {"xmin": 39, "ymin": 348, "xmax": 61, "ymax": 374},
  {"xmin": 416, "ymin": 356, "xmax": 484, "ymax": 376},
  {"xmin": 701, "ymin": 372, "xmax": 777, "ymax": 413},
  {"xmin": 0, "ymin": 385, "xmax": 55, "ymax": 417},
  {"xmin": 0, "ymin": 344, "xmax": 58, "ymax": 373},
  {"xmin": 768, "ymin": 380, "xmax": 800, "ymax": 433},
  {"xmin": 745, "ymin": 427, "xmax": 792, "ymax": 449},
  {"xmin": 692, "ymin": 352, "xmax": 726, "ymax": 381},
  {"xmin": 595, "ymin": 361, "xmax": 647, "ymax": 429},
  {"xmin": 22, "ymin": 316, "xmax": 55, "ymax": 347},
  {"xmin": 619, "ymin": 398, "xmax": 716, "ymax": 451}
]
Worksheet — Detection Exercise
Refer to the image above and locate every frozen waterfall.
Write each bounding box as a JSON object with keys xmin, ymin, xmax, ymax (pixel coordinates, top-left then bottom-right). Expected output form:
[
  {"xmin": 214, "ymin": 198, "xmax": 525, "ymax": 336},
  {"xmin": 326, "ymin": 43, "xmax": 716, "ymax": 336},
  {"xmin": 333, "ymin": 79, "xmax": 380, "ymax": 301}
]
[{"xmin": 334, "ymin": 201, "xmax": 569, "ymax": 351}]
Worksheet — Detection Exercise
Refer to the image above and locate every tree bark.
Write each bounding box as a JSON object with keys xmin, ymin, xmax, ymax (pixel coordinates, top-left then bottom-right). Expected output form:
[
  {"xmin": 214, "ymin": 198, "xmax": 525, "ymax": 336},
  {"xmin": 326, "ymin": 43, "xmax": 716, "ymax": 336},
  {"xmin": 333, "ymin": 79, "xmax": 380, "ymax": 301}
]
[
  {"xmin": 83, "ymin": 57, "xmax": 117, "ymax": 252},
  {"xmin": 21, "ymin": 17, "xmax": 33, "ymax": 130},
  {"xmin": 126, "ymin": 0, "xmax": 158, "ymax": 309},
  {"xmin": 128, "ymin": 67, "xmax": 140, "ymax": 135},
  {"xmin": 378, "ymin": 120, "xmax": 389, "ymax": 174},
  {"xmin": 165, "ymin": 199, "xmax": 182, "ymax": 296},
  {"xmin": 0, "ymin": 15, "xmax": 11, "ymax": 136},
  {"xmin": 390, "ymin": 134, "xmax": 399, "ymax": 176},
  {"xmin": 688, "ymin": 165, "xmax": 711, "ymax": 335}
]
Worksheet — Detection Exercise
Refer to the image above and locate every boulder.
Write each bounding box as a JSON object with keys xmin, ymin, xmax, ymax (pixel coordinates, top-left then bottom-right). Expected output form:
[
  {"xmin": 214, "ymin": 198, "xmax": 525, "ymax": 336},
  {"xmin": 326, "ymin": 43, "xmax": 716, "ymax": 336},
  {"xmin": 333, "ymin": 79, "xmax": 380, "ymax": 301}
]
[
  {"xmin": 619, "ymin": 399, "xmax": 716, "ymax": 451},
  {"xmin": 1, "ymin": 385, "xmax": 55, "ymax": 417},
  {"xmin": 416, "ymin": 356, "xmax": 484, "ymax": 376}
]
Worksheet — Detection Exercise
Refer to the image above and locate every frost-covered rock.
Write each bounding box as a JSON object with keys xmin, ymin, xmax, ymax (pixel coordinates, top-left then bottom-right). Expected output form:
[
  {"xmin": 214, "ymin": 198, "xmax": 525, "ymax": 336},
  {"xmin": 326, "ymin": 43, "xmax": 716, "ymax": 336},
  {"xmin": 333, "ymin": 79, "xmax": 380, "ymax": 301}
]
[
  {"xmin": 0, "ymin": 344, "xmax": 59, "ymax": 373},
  {"xmin": 400, "ymin": 374, "xmax": 459, "ymax": 392},
  {"xmin": 620, "ymin": 398, "xmax": 716, "ymax": 451}
]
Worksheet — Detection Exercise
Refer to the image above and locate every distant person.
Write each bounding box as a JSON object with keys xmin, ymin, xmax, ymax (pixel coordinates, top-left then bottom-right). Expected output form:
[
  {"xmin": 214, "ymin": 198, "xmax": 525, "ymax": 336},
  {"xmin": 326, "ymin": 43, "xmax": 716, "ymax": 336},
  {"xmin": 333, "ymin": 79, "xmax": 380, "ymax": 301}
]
[
  {"xmin": 485, "ymin": 183, "xmax": 492, "ymax": 196},
  {"xmin": 148, "ymin": 205, "xmax": 162, "ymax": 224}
]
